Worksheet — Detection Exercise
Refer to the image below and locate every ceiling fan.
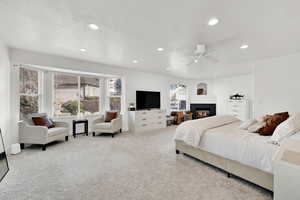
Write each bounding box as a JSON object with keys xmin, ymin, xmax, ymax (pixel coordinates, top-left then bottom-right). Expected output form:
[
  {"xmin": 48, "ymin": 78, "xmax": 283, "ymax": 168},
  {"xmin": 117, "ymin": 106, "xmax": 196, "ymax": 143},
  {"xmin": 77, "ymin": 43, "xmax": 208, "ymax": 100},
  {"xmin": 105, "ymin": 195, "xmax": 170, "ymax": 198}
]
[{"xmin": 187, "ymin": 44, "xmax": 219, "ymax": 66}]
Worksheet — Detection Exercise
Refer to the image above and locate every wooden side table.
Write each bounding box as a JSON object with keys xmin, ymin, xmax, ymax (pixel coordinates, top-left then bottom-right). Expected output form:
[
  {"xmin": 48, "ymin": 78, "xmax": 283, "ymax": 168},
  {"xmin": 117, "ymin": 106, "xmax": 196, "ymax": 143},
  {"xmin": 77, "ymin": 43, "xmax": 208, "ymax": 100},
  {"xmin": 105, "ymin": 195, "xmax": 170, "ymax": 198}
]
[{"xmin": 72, "ymin": 119, "xmax": 88, "ymax": 138}]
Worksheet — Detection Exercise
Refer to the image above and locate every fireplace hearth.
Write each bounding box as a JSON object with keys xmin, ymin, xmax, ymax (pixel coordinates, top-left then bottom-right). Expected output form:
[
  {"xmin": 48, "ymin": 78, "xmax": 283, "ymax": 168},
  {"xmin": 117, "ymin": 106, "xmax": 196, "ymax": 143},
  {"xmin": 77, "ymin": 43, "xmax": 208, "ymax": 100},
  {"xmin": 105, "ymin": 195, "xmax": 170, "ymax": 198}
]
[{"xmin": 190, "ymin": 104, "xmax": 216, "ymax": 119}]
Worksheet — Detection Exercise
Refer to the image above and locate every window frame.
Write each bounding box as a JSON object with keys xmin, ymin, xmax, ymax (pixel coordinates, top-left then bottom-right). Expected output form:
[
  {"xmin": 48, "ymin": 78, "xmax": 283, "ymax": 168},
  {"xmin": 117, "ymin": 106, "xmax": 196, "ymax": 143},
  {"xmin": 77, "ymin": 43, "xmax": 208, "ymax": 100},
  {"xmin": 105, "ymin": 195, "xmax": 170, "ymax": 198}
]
[
  {"xmin": 52, "ymin": 72, "xmax": 101, "ymax": 117},
  {"xmin": 170, "ymin": 84, "xmax": 188, "ymax": 111},
  {"xmin": 106, "ymin": 78, "xmax": 122, "ymax": 112},
  {"xmin": 19, "ymin": 67, "xmax": 43, "ymax": 119}
]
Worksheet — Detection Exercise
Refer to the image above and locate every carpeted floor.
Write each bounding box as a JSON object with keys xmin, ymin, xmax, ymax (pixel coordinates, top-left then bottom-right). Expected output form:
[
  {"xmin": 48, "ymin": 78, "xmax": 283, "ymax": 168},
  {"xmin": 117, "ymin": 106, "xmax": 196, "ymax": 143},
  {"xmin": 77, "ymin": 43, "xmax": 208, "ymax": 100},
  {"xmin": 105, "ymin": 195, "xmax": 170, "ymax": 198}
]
[{"xmin": 0, "ymin": 127, "xmax": 272, "ymax": 200}]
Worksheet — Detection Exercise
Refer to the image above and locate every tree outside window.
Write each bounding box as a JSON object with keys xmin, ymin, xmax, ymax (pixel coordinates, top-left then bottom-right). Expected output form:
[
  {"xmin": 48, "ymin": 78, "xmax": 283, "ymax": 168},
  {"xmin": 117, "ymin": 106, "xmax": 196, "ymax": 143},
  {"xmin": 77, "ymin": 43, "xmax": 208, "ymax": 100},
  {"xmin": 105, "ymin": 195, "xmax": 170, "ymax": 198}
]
[
  {"xmin": 107, "ymin": 78, "xmax": 122, "ymax": 111},
  {"xmin": 19, "ymin": 68, "xmax": 40, "ymax": 119}
]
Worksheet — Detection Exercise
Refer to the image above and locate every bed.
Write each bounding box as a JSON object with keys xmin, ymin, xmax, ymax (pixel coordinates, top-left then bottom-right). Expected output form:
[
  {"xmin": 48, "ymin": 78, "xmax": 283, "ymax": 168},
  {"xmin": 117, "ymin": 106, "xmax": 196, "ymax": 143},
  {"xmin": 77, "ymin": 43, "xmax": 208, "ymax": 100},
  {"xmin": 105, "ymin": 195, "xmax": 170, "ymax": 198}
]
[{"xmin": 174, "ymin": 116, "xmax": 280, "ymax": 191}]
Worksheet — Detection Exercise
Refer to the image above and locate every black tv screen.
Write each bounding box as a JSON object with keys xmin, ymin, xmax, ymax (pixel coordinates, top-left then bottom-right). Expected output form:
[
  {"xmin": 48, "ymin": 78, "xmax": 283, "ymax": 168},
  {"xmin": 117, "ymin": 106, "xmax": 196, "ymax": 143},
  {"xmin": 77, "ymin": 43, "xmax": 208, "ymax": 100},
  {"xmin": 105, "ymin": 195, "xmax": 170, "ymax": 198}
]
[{"xmin": 136, "ymin": 91, "xmax": 161, "ymax": 110}]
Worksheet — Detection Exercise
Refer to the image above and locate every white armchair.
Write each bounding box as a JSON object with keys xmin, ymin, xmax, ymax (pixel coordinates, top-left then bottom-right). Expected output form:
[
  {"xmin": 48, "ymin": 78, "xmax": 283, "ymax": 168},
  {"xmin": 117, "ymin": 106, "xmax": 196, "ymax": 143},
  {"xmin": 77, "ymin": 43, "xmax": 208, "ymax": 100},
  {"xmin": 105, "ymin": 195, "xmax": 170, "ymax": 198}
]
[
  {"xmin": 19, "ymin": 113, "xmax": 70, "ymax": 151},
  {"xmin": 92, "ymin": 114, "xmax": 122, "ymax": 137}
]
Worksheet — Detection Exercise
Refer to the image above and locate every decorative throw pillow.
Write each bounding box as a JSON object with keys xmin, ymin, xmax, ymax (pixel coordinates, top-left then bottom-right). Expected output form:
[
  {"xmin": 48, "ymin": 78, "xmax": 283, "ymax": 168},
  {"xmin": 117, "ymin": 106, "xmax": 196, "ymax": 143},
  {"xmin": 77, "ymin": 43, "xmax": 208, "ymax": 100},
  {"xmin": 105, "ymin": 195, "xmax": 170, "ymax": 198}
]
[
  {"xmin": 247, "ymin": 122, "xmax": 265, "ymax": 133},
  {"xmin": 258, "ymin": 112, "xmax": 289, "ymax": 136},
  {"xmin": 32, "ymin": 116, "xmax": 55, "ymax": 129},
  {"xmin": 105, "ymin": 112, "xmax": 118, "ymax": 122},
  {"xmin": 32, "ymin": 117, "xmax": 47, "ymax": 127},
  {"xmin": 269, "ymin": 113, "xmax": 300, "ymax": 145},
  {"xmin": 239, "ymin": 119, "xmax": 257, "ymax": 130}
]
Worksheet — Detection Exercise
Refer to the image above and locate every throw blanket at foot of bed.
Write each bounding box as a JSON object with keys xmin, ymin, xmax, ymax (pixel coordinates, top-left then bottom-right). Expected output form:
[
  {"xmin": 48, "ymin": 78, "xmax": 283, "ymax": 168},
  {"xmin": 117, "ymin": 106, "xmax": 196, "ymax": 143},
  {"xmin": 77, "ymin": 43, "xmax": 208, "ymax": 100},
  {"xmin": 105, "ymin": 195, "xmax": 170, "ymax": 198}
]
[{"xmin": 174, "ymin": 115, "xmax": 240, "ymax": 147}]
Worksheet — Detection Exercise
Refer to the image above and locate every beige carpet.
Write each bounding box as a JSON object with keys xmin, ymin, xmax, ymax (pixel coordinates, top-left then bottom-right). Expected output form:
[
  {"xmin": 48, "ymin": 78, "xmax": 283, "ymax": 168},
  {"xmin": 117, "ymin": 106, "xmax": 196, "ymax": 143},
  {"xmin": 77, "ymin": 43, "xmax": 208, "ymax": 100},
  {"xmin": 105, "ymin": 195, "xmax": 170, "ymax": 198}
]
[{"xmin": 0, "ymin": 127, "xmax": 272, "ymax": 200}]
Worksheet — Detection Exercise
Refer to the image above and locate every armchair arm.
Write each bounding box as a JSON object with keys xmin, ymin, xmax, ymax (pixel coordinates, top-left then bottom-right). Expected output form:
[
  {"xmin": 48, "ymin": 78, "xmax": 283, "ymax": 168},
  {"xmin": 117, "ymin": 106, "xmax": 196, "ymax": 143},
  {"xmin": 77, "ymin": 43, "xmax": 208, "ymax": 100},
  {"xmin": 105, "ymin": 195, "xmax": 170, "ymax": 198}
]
[
  {"xmin": 111, "ymin": 116, "xmax": 122, "ymax": 131},
  {"xmin": 18, "ymin": 121, "xmax": 48, "ymax": 142}
]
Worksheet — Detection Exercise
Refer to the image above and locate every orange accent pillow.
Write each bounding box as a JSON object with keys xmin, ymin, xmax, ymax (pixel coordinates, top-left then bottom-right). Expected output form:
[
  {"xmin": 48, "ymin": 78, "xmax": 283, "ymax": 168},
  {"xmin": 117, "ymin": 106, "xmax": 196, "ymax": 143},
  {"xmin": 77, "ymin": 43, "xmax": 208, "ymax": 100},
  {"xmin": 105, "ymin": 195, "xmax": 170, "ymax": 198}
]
[
  {"xmin": 258, "ymin": 112, "xmax": 289, "ymax": 136},
  {"xmin": 105, "ymin": 112, "xmax": 117, "ymax": 122},
  {"xmin": 32, "ymin": 116, "xmax": 55, "ymax": 129}
]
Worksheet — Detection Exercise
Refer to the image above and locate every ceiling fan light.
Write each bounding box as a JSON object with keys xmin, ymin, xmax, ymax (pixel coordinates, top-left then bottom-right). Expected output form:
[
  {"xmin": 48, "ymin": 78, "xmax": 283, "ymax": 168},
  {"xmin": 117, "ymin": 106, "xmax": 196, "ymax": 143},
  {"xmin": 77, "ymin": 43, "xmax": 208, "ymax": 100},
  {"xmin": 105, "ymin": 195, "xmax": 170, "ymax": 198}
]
[
  {"xmin": 240, "ymin": 44, "xmax": 249, "ymax": 49},
  {"xmin": 208, "ymin": 18, "xmax": 219, "ymax": 26}
]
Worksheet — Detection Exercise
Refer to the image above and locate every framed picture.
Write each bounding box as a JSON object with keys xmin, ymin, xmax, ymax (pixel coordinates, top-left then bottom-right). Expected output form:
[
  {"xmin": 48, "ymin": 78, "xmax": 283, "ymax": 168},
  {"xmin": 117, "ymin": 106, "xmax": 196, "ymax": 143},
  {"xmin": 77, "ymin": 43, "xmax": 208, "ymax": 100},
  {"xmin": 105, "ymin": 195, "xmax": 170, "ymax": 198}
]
[
  {"xmin": 0, "ymin": 129, "xmax": 9, "ymax": 182},
  {"xmin": 197, "ymin": 83, "xmax": 207, "ymax": 95}
]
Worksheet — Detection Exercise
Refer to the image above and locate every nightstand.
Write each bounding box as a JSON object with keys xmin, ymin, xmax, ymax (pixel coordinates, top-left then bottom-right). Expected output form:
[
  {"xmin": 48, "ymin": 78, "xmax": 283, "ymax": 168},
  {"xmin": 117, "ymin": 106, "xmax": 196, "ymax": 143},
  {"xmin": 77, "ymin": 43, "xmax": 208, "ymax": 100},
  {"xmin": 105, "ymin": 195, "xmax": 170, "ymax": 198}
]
[{"xmin": 273, "ymin": 139, "xmax": 300, "ymax": 200}]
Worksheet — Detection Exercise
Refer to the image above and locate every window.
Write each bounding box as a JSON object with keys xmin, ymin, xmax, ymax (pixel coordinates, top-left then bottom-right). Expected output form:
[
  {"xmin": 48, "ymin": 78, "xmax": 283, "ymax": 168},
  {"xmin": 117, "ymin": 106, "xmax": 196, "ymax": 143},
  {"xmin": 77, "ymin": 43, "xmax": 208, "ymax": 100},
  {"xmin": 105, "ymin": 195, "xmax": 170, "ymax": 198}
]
[
  {"xmin": 107, "ymin": 78, "xmax": 122, "ymax": 111},
  {"xmin": 53, "ymin": 73, "xmax": 100, "ymax": 116},
  {"xmin": 19, "ymin": 67, "xmax": 41, "ymax": 119},
  {"xmin": 170, "ymin": 84, "xmax": 188, "ymax": 110},
  {"xmin": 80, "ymin": 77, "xmax": 100, "ymax": 115},
  {"xmin": 54, "ymin": 74, "xmax": 79, "ymax": 116}
]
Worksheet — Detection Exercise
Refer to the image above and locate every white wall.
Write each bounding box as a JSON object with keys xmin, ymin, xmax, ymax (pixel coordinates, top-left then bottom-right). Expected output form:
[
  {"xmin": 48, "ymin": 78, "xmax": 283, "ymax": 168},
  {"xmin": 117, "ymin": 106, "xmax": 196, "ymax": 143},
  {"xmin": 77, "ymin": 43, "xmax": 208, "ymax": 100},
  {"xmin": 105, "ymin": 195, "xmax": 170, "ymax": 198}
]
[
  {"xmin": 0, "ymin": 42, "xmax": 12, "ymax": 150},
  {"xmin": 213, "ymin": 73, "xmax": 254, "ymax": 117},
  {"xmin": 253, "ymin": 52, "xmax": 300, "ymax": 118}
]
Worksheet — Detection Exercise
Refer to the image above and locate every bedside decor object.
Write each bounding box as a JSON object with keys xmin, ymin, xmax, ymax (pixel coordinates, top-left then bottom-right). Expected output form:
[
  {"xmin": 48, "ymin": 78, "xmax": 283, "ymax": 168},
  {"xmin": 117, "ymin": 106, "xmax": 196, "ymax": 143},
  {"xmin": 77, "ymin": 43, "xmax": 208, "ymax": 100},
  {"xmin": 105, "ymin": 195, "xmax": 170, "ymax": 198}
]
[
  {"xmin": 0, "ymin": 129, "xmax": 9, "ymax": 182},
  {"xmin": 73, "ymin": 119, "xmax": 89, "ymax": 138},
  {"xmin": 197, "ymin": 83, "xmax": 207, "ymax": 95}
]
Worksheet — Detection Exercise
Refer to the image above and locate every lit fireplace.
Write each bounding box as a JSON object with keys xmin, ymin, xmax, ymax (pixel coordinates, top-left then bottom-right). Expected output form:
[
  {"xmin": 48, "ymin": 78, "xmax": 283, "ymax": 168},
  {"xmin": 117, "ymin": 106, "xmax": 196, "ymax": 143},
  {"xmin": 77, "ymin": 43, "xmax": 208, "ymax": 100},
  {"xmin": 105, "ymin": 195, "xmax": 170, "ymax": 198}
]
[{"xmin": 190, "ymin": 104, "xmax": 216, "ymax": 119}]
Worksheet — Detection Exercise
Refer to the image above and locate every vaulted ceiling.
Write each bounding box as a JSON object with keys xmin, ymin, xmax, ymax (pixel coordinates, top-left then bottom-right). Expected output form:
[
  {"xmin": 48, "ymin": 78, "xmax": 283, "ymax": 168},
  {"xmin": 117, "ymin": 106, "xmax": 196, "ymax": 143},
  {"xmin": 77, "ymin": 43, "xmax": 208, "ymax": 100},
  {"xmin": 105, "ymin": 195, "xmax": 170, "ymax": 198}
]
[{"xmin": 0, "ymin": 0, "xmax": 299, "ymax": 79}]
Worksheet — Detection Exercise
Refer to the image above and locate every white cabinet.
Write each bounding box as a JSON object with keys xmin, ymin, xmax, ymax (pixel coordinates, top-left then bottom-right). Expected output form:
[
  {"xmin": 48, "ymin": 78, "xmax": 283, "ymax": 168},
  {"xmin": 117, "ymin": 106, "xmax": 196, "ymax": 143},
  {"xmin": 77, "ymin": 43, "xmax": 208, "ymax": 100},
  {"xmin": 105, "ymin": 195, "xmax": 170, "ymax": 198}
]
[
  {"xmin": 228, "ymin": 100, "xmax": 249, "ymax": 121},
  {"xmin": 273, "ymin": 139, "xmax": 300, "ymax": 200},
  {"xmin": 129, "ymin": 110, "xmax": 166, "ymax": 132}
]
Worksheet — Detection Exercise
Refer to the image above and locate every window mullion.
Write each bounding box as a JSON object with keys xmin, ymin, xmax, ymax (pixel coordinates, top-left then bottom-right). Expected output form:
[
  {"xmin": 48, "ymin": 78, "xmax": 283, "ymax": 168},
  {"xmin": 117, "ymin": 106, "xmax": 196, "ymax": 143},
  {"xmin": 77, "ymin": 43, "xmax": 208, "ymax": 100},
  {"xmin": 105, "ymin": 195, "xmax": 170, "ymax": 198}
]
[{"xmin": 78, "ymin": 76, "xmax": 81, "ymax": 117}]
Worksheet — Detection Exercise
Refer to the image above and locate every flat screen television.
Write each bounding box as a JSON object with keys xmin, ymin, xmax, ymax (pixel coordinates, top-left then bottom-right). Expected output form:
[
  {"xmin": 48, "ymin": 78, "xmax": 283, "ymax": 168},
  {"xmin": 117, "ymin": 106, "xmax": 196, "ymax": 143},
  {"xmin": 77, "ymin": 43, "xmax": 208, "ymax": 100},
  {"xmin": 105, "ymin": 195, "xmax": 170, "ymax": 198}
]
[{"xmin": 136, "ymin": 91, "xmax": 160, "ymax": 110}]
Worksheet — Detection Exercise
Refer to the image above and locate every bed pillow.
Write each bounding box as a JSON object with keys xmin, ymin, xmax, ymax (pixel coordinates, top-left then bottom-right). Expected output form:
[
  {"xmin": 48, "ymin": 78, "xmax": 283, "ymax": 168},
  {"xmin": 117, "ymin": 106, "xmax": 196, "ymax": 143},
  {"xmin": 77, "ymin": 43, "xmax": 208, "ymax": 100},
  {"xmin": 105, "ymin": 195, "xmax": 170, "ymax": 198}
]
[
  {"xmin": 269, "ymin": 113, "xmax": 300, "ymax": 145},
  {"xmin": 239, "ymin": 119, "xmax": 257, "ymax": 130},
  {"xmin": 247, "ymin": 122, "xmax": 265, "ymax": 133},
  {"xmin": 258, "ymin": 112, "xmax": 289, "ymax": 136}
]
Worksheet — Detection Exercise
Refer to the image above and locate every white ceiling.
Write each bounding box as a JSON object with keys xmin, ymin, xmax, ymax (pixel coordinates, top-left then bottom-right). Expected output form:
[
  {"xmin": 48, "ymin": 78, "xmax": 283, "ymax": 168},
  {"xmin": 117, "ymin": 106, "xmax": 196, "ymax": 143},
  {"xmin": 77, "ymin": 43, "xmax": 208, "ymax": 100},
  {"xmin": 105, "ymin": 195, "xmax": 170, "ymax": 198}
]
[{"xmin": 0, "ymin": 0, "xmax": 300, "ymax": 79}]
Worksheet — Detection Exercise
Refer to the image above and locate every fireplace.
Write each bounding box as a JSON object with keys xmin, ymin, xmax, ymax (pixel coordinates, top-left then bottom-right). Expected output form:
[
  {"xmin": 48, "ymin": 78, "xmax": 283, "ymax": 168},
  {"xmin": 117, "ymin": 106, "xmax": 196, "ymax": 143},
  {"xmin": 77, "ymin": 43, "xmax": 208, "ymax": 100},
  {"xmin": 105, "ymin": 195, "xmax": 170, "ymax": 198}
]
[{"xmin": 190, "ymin": 104, "xmax": 216, "ymax": 119}]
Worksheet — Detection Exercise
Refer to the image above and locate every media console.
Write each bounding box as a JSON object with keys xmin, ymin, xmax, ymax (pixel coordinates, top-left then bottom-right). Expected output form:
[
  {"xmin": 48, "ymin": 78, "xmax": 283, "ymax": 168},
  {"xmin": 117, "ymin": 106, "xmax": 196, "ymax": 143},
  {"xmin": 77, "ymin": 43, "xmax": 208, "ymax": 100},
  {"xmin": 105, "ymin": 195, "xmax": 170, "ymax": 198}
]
[{"xmin": 128, "ymin": 110, "xmax": 166, "ymax": 132}]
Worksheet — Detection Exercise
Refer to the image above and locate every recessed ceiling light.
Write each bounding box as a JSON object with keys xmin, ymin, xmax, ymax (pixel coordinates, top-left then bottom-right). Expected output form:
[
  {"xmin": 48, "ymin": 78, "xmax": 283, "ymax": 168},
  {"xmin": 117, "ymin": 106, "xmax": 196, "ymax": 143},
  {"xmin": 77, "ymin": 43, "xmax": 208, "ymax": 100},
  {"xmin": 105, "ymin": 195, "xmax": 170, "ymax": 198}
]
[
  {"xmin": 194, "ymin": 59, "xmax": 198, "ymax": 63},
  {"xmin": 157, "ymin": 47, "xmax": 164, "ymax": 52},
  {"xmin": 88, "ymin": 24, "xmax": 99, "ymax": 30},
  {"xmin": 240, "ymin": 44, "xmax": 249, "ymax": 49},
  {"xmin": 132, "ymin": 60, "xmax": 139, "ymax": 64},
  {"xmin": 208, "ymin": 18, "xmax": 219, "ymax": 26},
  {"xmin": 80, "ymin": 48, "xmax": 87, "ymax": 52}
]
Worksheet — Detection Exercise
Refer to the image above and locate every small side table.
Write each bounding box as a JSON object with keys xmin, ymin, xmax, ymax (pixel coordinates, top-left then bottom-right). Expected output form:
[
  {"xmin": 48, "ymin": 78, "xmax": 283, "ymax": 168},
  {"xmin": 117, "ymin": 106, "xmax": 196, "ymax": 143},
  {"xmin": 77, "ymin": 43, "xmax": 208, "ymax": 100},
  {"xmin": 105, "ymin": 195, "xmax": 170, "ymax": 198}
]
[{"xmin": 73, "ymin": 119, "xmax": 88, "ymax": 138}]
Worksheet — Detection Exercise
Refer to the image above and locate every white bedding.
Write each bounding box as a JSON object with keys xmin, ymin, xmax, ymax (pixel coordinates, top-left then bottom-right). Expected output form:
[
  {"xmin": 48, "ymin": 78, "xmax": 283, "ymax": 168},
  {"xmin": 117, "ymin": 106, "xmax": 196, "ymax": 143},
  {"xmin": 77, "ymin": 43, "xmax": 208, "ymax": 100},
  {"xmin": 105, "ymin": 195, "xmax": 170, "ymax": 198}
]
[
  {"xmin": 176, "ymin": 121, "xmax": 280, "ymax": 173},
  {"xmin": 174, "ymin": 115, "xmax": 239, "ymax": 147}
]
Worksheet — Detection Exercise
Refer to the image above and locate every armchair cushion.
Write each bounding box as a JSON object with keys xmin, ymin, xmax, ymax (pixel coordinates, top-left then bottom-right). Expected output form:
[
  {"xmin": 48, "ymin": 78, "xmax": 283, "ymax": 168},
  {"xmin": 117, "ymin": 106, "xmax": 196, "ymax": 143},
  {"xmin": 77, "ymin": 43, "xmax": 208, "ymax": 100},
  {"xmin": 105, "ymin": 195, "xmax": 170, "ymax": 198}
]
[
  {"xmin": 105, "ymin": 112, "xmax": 117, "ymax": 122},
  {"xmin": 94, "ymin": 122, "xmax": 111, "ymax": 130},
  {"xmin": 48, "ymin": 127, "xmax": 68, "ymax": 137}
]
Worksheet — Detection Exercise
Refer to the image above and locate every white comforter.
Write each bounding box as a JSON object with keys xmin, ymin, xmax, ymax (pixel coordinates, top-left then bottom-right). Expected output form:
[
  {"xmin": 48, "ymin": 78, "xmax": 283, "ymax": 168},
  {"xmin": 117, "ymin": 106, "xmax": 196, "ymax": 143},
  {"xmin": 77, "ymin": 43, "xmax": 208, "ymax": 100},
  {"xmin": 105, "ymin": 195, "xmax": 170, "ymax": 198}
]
[
  {"xmin": 174, "ymin": 117, "xmax": 280, "ymax": 173},
  {"xmin": 174, "ymin": 115, "xmax": 239, "ymax": 147}
]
